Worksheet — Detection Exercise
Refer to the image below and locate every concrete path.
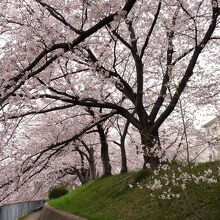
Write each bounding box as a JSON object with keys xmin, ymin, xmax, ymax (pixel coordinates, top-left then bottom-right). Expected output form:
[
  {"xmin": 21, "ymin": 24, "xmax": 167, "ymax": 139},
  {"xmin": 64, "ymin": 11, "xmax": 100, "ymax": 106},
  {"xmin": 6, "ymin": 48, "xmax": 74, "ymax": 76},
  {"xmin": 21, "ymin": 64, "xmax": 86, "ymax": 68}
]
[
  {"xmin": 23, "ymin": 210, "xmax": 41, "ymax": 220},
  {"xmin": 22, "ymin": 203, "xmax": 86, "ymax": 220},
  {"xmin": 39, "ymin": 204, "xmax": 86, "ymax": 220}
]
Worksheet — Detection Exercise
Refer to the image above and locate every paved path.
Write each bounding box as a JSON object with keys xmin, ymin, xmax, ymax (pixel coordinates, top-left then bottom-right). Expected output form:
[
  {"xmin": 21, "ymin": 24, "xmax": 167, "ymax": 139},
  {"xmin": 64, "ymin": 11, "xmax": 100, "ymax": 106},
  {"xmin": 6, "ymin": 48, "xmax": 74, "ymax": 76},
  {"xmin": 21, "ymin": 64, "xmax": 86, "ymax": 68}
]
[{"xmin": 23, "ymin": 210, "xmax": 41, "ymax": 220}]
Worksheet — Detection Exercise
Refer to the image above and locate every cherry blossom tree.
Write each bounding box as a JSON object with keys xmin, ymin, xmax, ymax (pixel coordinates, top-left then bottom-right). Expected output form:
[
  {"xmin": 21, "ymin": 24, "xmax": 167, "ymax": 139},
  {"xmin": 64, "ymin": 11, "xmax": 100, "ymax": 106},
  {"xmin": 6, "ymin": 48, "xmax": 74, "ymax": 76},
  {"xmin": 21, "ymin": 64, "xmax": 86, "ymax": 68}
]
[{"xmin": 0, "ymin": 0, "xmax": 220, "ymax": 203}]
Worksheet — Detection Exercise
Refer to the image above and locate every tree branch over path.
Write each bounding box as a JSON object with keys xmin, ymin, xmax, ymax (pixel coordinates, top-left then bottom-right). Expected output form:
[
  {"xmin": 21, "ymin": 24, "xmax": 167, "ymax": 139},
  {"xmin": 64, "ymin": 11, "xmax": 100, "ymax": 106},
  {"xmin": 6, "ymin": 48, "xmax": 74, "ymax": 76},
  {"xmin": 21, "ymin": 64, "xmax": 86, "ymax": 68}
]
[
  {"xmin": 85, "ymin": 48, "xmax": 137, "ymax": 104},
  {"xmin": 152, "ymin": 4, "xmax": 220, "ymax": 131},
  {"xmin": 0, "ymin": 0, "xmax": 137, "ymax": 105},
  {"xmin": 150, "ymin": 6, "xmax": 179, "ymax": 122},
  {"xmin": 35, "ymin": 93, "xmax": 140, "ymax": 129},
  {"xmin": 27, "ymin": 110, "xmax": 119, "ymax": 164},
  {"xmin": 140, "ymin": 0, "xmax": 162, "ymax": 59},
  {"xmin": 8, "ymin": 104, "xmax": 76, "ymax": 119},
  {"xmin": 34, "ymin": 0, "xmax": 82, "ymax": 34}
]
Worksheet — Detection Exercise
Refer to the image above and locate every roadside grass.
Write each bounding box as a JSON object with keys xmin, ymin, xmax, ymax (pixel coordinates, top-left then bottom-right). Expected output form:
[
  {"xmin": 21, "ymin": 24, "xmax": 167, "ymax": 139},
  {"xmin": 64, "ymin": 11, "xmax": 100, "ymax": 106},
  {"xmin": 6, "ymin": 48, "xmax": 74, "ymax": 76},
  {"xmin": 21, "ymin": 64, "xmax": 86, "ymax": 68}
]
[{"xmin": 49, "ymin": 161, "xmax": 220, "ymax": 220}]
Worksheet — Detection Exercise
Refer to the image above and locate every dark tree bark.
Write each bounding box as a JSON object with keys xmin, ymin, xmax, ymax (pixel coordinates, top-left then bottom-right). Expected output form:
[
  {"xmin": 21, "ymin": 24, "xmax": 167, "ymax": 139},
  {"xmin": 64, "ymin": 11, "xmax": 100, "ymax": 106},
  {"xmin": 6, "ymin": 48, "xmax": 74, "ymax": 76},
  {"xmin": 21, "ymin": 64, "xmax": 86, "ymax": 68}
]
[
  {"xmin": 113, "ymin": 118, "xmax": 130, "ymax": 173},
  {"xmin": 97, "ymin": 124, "xmax": 112, "ymax": 176},
  {"xmin": 120, "ymin": 141, "xmax": 128, "ymax": 173},
  {"xmin": 73, "ymin": 140, "xmax": 98, "ymax": 183},
  {"xmin": 86, "ymin": 108, "xmax": 112, "ymax": 176},
  {"xmin": 88, "ymin": 147, "xmax": 96, "ymax": 180},
  {"xmin": 79, "ymin": 141, "xmax": 97, "ymax": 180},
  {"xmin": 140, "ymin": 130, "xmax": 160, "ymax": 169}
]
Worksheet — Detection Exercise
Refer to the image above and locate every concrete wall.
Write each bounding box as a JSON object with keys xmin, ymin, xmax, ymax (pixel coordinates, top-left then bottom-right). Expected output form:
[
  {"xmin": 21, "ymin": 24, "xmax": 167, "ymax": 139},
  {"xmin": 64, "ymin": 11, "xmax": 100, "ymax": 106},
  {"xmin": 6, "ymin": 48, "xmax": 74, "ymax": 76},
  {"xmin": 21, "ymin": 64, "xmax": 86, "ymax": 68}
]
[
  {"xmin": 0, "ymin": 200, "xmax": 45, "ymax": 220},
  {"xmin": 39, "ymin": 203, "xmax": 86, "ymax": 220}
]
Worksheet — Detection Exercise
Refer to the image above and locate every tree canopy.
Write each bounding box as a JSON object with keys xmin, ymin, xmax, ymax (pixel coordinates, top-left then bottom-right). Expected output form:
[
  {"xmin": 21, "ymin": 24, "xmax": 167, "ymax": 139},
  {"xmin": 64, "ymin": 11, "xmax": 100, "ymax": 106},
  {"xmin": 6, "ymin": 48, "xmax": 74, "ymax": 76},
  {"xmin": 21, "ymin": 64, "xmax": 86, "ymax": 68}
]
[{"xmin": 0, "ymin": 0, "xmax": 220, "ymax": 203}]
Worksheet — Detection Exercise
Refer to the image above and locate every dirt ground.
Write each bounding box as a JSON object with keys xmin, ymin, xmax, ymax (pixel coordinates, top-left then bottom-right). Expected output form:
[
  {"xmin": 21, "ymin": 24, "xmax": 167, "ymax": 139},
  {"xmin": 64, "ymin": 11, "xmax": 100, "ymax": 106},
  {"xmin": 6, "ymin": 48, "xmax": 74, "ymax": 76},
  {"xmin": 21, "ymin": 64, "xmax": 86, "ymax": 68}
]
[{"xmin": 23, "ymin": 210, "xmax": 41, "ymax": 220}]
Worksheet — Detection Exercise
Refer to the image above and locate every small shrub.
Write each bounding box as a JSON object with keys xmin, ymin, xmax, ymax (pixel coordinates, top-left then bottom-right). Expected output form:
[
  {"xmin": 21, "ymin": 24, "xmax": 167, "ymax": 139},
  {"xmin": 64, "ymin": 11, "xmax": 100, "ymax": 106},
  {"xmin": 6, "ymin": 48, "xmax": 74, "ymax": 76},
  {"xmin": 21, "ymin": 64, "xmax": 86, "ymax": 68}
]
[{"xmin": 48, "ymin": 183, "xmax": 69, "ymax": 199}]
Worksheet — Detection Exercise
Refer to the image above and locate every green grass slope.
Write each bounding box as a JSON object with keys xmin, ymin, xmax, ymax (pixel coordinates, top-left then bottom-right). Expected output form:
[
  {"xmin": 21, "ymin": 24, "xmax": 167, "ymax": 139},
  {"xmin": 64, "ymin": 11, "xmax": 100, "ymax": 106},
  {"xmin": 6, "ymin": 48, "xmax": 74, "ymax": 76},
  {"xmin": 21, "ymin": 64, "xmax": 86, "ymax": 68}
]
[{"xmin": 49, "ymin": 161, "xmax": 220, "ymax": 220}]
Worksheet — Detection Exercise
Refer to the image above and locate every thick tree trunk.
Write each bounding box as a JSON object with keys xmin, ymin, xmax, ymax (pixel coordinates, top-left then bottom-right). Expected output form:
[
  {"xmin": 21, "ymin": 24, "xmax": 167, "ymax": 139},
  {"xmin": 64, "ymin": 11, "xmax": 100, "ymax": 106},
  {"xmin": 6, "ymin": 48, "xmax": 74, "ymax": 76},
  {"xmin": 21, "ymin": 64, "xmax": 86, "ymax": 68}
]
[
  {"xmin": 88, "ymin": 147, "xmax": 96, "ymax": 180},
  {"xmin": 140, "ymin": 130, "xmax": 160, "ymax": 169},
  {"xmin": 113, "ymin": 140, "xmax": 128, "ymax": 173},
  {"xmin": 73, "ymin": 167, "xmax": 88, "ymax": 184},
  {"xmin": 87, "ymin": 108, "xmax": 111, "ymax": 176},
  {"xmin": 120, "ymin": 120, "xmax": 130, "ymax": 174},
  {"xmin": 120, "ymin": 142, "xmax": 128, "ymax": 173},
  {"xmin": 97, "ymin": 124, "xmax": 112, "ymax": 176}
]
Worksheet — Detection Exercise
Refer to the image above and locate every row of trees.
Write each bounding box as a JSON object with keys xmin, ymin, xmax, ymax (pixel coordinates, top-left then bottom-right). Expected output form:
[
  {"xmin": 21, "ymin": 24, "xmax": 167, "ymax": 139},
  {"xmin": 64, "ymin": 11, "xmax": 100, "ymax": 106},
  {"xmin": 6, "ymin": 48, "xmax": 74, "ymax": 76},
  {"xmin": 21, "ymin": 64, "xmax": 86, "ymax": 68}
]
[{"xmin": 0, "ymin": 0, "xmax": 220, "ymax": 203}]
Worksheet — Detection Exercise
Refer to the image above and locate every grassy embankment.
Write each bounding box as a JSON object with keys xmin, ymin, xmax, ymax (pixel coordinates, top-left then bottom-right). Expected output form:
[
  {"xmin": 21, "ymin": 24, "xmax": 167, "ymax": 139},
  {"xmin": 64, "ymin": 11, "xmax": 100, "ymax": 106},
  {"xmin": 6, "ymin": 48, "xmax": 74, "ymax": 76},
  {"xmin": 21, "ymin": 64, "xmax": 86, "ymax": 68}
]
[{"xmin": 49, "ymin": 161, "xmax": 220, "ymax": 220}]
